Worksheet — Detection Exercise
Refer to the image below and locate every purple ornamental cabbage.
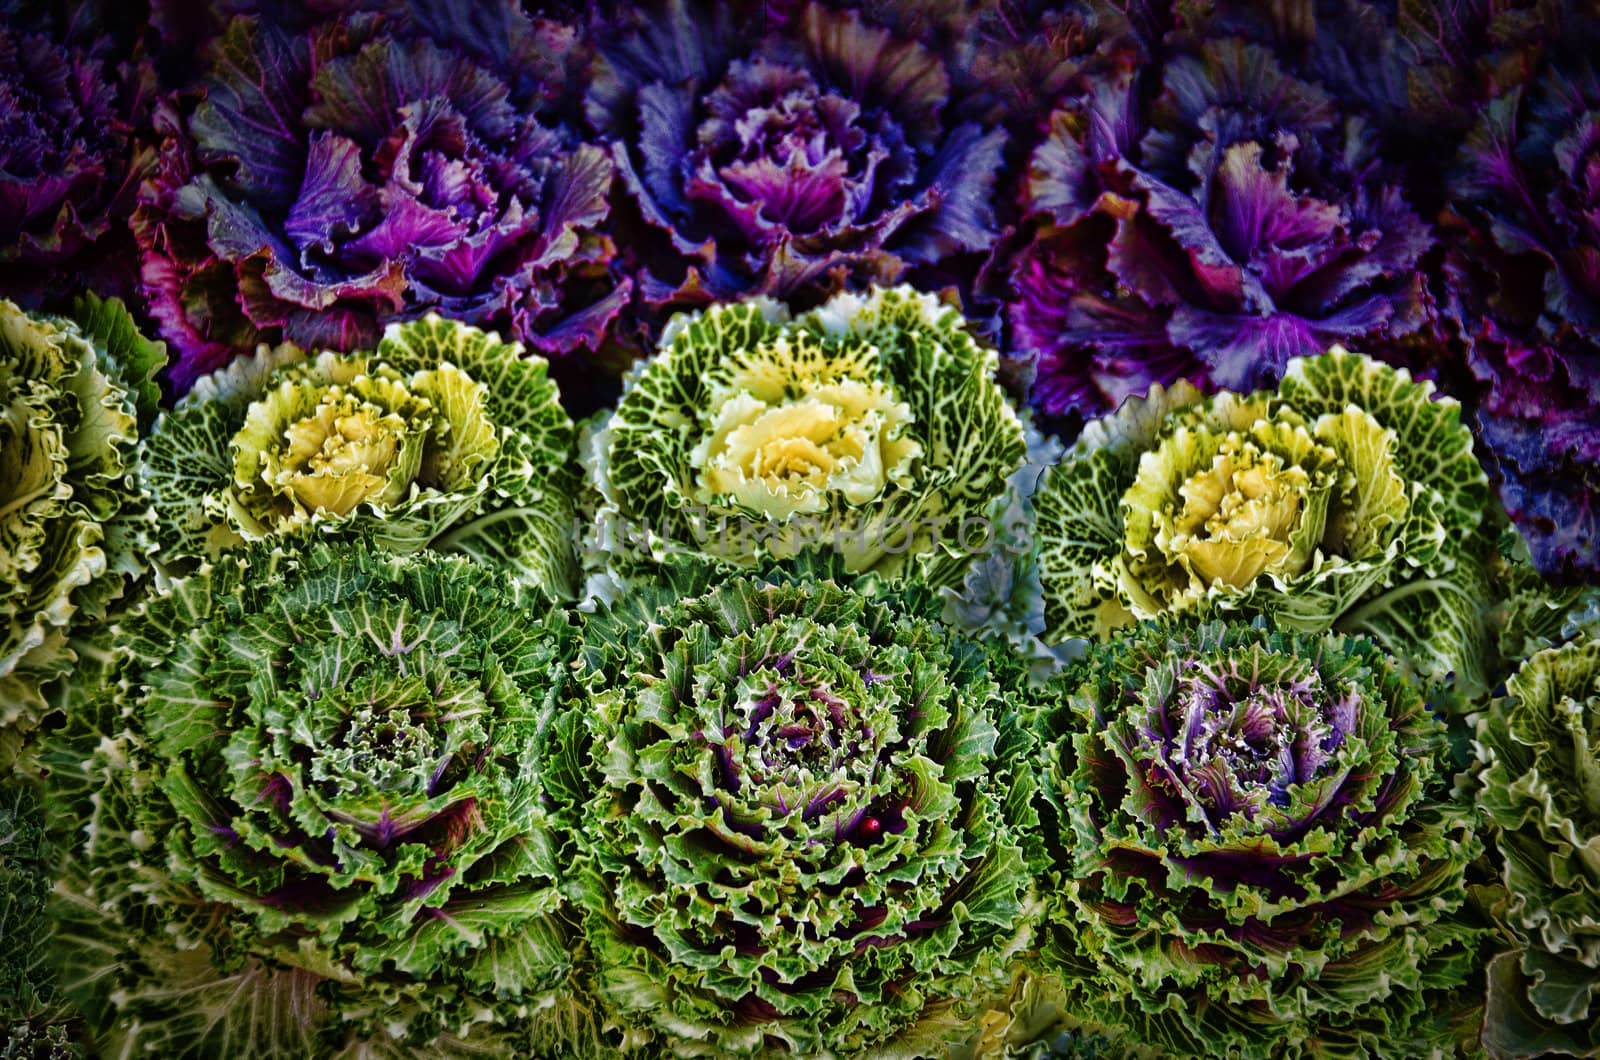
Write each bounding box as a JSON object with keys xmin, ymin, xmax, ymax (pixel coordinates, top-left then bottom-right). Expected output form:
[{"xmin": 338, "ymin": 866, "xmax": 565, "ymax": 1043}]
[
  {"xmin": 1003, "ymin": 31, "xmax": 1434, "ymax": 420},
  {"xmin": 1036, "ymin": 621, "xmax": 1489, "ymax": 1057},
  {"xmin": 135, "ymin": 1, "xmax": 623, "ymax": 395},
  {"xmin": 1443, "ymin": 13, "xmax": 1600, "ymax": 580},
  {"xmin": 586, "ymin": 0, "xmax": 1006, "ymax": 330},
  {"xmin": 0, "ymin": 4, "xmax": 154, "ymax": 307}
]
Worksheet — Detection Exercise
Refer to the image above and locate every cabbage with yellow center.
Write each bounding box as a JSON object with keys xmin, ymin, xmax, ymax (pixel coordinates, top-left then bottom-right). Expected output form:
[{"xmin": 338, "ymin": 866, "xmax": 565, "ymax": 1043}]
[
  {"xmin": 1121, "ymin": 413, "xmax": 1339, "ymax": 616},
  {"xmin": 228, "ymin": 358, "xmax": 494, "ymax": 539},
  {"xmin": 691, "ymin": 334, "xmax": 922, "ymax": 521},
  {"xmin": 593, "ymin": 286, "xmax": 1025, "ymax": 587},
  {"xmin": 140, "ymin": 315, "xmax": 579, "ymax": 597},
  {"xmin": 1035, "ymin": 350, "xmax": 1489, "ymax": 665}
]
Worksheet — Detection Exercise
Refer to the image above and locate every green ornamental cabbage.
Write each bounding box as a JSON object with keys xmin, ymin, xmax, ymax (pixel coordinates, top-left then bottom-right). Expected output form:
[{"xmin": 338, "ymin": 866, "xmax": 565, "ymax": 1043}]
[
  {"xmin": 47, "ymin": 543, "xmax": 596, "ymax": 1058},
  {"xmin": 1036, "ymin": 621, "xmax": 1488, "ymax": 1059},
  {"xmin": 1477, "ymin": 637, "xmax": 1600, "ymax": 1059},
  {"xmin": 141, "ymin": 315, "xmax": 578, "ymax": 595},
  {"xmin": 588, "ymin": 286, "xmax": 1027, "ymax": 589},
  {"xmin": 1, "ymin": 781, "xmax": 75, "ymax": 1052},
  {"xmin": 0, "ymin": 295, "xmax": 162, "ymax": 772},
  {"xmin": 549, "ymin": 559, "xmax": 1039, "ymax": 1056},
  {"xmin": 1033, "ymin": 350, "xmax": 1489, "ymax": 685}
]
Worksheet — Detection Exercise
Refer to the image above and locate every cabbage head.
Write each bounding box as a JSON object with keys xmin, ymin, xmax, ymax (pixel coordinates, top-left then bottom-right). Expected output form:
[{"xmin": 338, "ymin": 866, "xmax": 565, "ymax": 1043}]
[
  {"xmin": 1036, "ymin": 620, "xmax": 1489, "ymax": 1058},
  {"xmin": 1478, "ymin": 635, "xmax": 1600, "ymax": 1058},
  {"xmin": 141, "ymin": 315, "xmax": 578, "ymax": 596},
  {"xmin": 45, "ymin": 542, "xmax": 598, "ymax": 1057},
  {"xmin": 588, "ymin": 285, "xmax": 1026, "ymax": 589},
  {"xmin": 0, "ymin": 295, "xmax": 162, "ymax": 773},
  {"xmin": 547, "ymin": 558, "xmax": 1038, "ymax": 1056},
  {"xmin": 1033, "ymin": 349, "xmax": 1490, "ymax": 686}
]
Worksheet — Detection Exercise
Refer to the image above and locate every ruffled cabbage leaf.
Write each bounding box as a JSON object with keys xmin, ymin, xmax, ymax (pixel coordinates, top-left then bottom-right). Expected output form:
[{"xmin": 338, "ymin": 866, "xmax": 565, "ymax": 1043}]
[{"xmin": 140, "ymin": 315, "xmax": 579, "ymax": 597}]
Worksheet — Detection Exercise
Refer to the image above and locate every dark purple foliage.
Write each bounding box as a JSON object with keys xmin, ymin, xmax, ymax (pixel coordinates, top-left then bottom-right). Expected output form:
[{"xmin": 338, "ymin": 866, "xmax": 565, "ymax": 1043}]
[
  {"xmin": 1439, "ymin": 10, "xmax": 1600, "ymax": 579},
  {"xmin": 587, "ymin": 0, "xmax": 1006, "ymax": 328},
  {"xmin": 136, "ymin": 0, "xmax": 624, "ymax": 395},
  {"xmin": 0, "ymin": 6, "xmax": 154, "ymax": 307},
  {"xmin": 992, "ymin": 12, "xmax": 1435, "ymax": 418}
]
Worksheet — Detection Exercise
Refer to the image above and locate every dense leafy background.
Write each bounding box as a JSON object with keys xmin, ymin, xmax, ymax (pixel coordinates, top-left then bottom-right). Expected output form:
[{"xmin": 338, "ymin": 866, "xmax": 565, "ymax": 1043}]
[{"xmin": 4, "ymin": 1, "xmax": 1600, "ymax": 1058}]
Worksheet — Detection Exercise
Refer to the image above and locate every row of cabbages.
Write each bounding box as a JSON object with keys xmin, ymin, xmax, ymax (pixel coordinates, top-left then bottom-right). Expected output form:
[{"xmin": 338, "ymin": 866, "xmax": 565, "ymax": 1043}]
[
  {"xmin": 5, "ymin": 0, "xmax": 1600, "ymax": 585},
  {"xmin": 2, "ymin": 287, "xmax": 1598, "ymax": 1059}
]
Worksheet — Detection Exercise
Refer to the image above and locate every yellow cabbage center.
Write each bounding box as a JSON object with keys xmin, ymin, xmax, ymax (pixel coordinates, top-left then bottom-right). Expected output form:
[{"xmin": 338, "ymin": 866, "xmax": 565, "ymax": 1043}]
[
  {"xmin": 694, "ymin": 379, "xmax": 921, "ymax": 520},
  {"xmin": 274, "ymin": 394, "xmax": 405, "ymax": 517},
  {"xmin": 1165, "ymin": 441, "xmax": 1311, "ymax": 590}
]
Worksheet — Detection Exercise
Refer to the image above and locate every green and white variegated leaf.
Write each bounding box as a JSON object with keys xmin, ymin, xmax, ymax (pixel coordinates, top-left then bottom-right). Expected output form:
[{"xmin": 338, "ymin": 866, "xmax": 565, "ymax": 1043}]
[
  {"xmin": 139, "ymin": 316, "xmax": 579, "ymax": 597},
  {"xmin": 946, "ymin": 967, "xmax": 1136, "ymax": 1060},
  {"xmin": 1032, "ymin": 350, "xmax": 1491, "ymax": 688},
  {"xmin": 70, "ymin": 292, "xmax": 167, "ymax": 433},
  {"xmin": 1278, "ymin": 347, "xmax": 1487, "ymax": 545},
  {"xmin": 1034, "ymin": 380, "xmax": 1205, "ymax": 642},
  {"xmin": 556, "ymin": 559, "xmax": 1039, "ymax": 1056},
  {"xmin": 1338, "ymin": 522, "xmax": 1498, "ymax": 718},
  {"xmin": 943, "ymin": 418, "xmax": 1078, "ymax": 683},
  {"xmin": 139, "ymin": 341, "xmax": 308, "ymax": 573},
  {"xmin": 0, "ymin": 298, "xmax": 162, "ymax": 774},
  {"xmin": 1485, "ymin": 523, "xmax": 1600, "ymax": 677},
  {"xmin": 44, "ymin": 542, "xmax": 595, "ymax": 1056},
  {"xmin": 1036, "ymin": 621, "xmax": 1492, "ymax": 1059},
  {"xmin": 591, "ymin": 286, "xmax": 1026, "ymax": 591},
  {"xmin": 1476, "ymin": 637, "xmax": 1600, "ymax": 1058}
]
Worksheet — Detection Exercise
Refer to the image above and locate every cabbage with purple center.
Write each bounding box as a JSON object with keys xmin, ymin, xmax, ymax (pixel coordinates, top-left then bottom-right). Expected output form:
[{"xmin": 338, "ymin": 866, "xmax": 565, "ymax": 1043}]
[
  {"xmin": 1442, "ymin": 6, "xmax": 1600, "ymax": 580},
  {"xmin": 1035, "ymin": 620, "xmax": 1489, "ymax": 1057},
  {"xmin": 1001, "ymin": 28, "xmax": 1433, "ymax": 420},
  {"xmin": 135, "ymin": 0, "xmax": 623, "ymax": 395},
  {"xmin": 587, "ymin": 0, "xmax": 1006, "ymax": 328}
]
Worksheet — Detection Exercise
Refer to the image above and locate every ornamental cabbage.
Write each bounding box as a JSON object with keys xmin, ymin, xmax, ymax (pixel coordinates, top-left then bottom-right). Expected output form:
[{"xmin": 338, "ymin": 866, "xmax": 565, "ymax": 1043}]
[
  {"xmin": 589, "ymin": 285, "xmax": 1026, "ymax": 588},
  {"xmin": 1033, "ymin": 349, "xmax": 1489, "ymax": 684},
  {"xmin": 0, "ymin": 296, "xmax": 162, "ymax": 773},
  {"xmin": 135, "ymin": 0, "xmax": 622, "ymax": 394},
  {"xmin": 1001, "ymin": 30, "xmax": 1433, "ymax": 420},
  {"xmin": 547, "ymin": 559, "xmax": 1038, "ymax": 1056},
  {"xmin": 1036, "ymin": 621, "xmax": 1488, "ymax": 1058},
  {"xmin": 1440, "ymin": 11, "xmax": 1600, "ymax": 580},
  {"xmin": 587, "ymin": 0, "xmax": 1006, "ymax": 323},
  {"xmin": 46, "ymin": 543, "xmax": 597, "ymax": 1057},
  {"xmin": 1476, "ymin": 636, "xmax": 1600, "ymax": 1058},
  {"xmin": 141, "ymin": 315, "xmax": 579, "ymax": 596},
  {"xmin": 0, "ymin": 781, "xmax": 74, "ymax": 1048},
  {"xmin": 0, "ymin": 5, "xmax": 154, "ymax": 307}
]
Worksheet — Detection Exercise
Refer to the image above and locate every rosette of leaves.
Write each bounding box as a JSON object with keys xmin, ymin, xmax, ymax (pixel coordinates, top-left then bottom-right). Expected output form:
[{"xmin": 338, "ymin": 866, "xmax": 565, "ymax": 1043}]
[
  {"xmin": 135, "ymin": 0, "xmax": 622, "ymax": 395},
  {"xmin": 0, "ymin": 296, "xmax": 163, "ymax": 773},
  {"xmin": 586, "ymin": 0, "xmax": 1006, "ymax": 326},
  {"xmin": 0, "ymin": 3, "xmax": 155, "ymax": 307},
  {"xmin": 46, "ymin": 543, "xmax": 598, "ymax": 1057},
  {"xmin": 1476, "ymin": 636, "xmax": 1600, "ymax": 1058},
  {"xmin": 140, "ymin": 314, "xmax": 579, "ymax": 596},
  {"xmin": 589, "ymin": 285, "xmax": 1026, "ymax": 590},
  {"xmin": 1438, "ymin": 9, "xmax": 1600, "ymax": 580},
  {"xmin": 1033, "ymin": 349, "xmax": 1491, "ymax": 689},
  {"xmin": 549, "ymin": 558, "xmax": 1039, "ymax": 1056},
  {"xmin": 1036, "ymin": 621, "xmax": 1488, "ymax": 1058},
  {"xmin": 1001, "ymin": 30, "xmax": 1434, "ymax": 421}
]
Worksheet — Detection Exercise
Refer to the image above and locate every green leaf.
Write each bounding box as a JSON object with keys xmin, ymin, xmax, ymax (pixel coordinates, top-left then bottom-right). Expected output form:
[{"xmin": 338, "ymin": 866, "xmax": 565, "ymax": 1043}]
[
  {"xmin": 0, "ymin": 299, "xmax": 153, "ymax": 771},
  {"xmin": 68, "ymin": 293, "xmax": 168, "ymax": 432}
]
